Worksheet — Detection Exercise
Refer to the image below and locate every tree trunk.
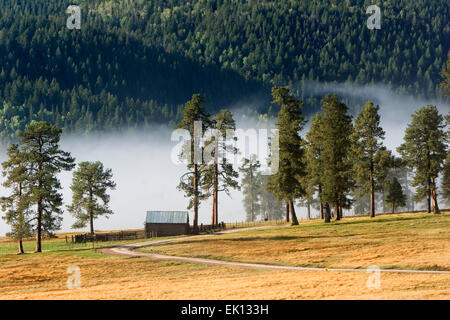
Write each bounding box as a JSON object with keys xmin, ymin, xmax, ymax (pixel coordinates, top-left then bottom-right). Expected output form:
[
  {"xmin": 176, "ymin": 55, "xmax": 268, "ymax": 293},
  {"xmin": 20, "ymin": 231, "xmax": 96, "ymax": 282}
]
[
  {"xmin": 249, "ymin": 166, "xmax": 254, "ymax": 222},
  {"xmin": 211, "ymin": 191, "xmax": 216, "ymax": 225},
  {"xmin": 212, "ymin": 162, "xmax": 218, "ymax": 224},
  {"xmin": 285, "ymin": 202, "xmax": 290, "ymax": 222},
  {"xmin": 289, "ymin": 200, "xmax": 299, "ymax": 225},
  {"xmin": 89, "ymin": 190, "xmax": 94, "ymax": 235},
  {"xmin": 211, "ymin": 199, "xmax": 216, "ymax": 225},
  {"xmin": 334, "ymin": 201, "xmax": 340, "ymax": 221},
  {"xmin": 35, "ymin": 141, "xmax": 43, "ymax": 253},
  {"xmin": 318, "ymin": 184, "xmax": 323, "ymax": 220},
  {"xmin": 193, "ymin": 164, "xmax": 199, "ymax": 234},
  {"xmin": 431, "ymin": 179, "xmax": 439, "ymax": 214},
  {"xmin": 324, "ymin": 203, "xmax": 331, "ymax": 223},
  {"xmin": 17, "ymin": 183, "xmax": 25, "ymax": 254},
  {"xmin": 370, "ymin": 174, "xmax": 375, "ymax": 218},
  {"xmin": 307, "ymin": 202, "xmax": 311, "ymax": 220},
  {"xmin": 18, "ymin": 238, "xmax": 24, "ymax": 254},
  {"xmin": 426, "ymin": 155, "xmax": 431, "ymax": 213},
  {"xmin": 90, "ymin": 212, "xmax": 94, "ymax": 235},
  {"xmin": 35, "ymin": 199, "xmax": 42, "ymax": 253}
]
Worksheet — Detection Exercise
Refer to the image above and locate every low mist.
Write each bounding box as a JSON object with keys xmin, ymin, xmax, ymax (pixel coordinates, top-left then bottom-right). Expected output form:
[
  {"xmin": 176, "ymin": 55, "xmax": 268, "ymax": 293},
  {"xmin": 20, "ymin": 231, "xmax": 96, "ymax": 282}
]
[
  {"xmin": 0, "ymin": 83, "xmax": 448, "ymax": 236},
  {"xmin": 297, "ymin": 81, "xmax": 449, "ymax": 154}
]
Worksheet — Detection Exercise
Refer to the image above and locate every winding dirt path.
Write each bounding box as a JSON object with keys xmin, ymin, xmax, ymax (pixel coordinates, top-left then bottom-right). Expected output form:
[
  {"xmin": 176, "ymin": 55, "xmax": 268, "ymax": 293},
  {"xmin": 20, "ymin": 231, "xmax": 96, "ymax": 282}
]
[{"xmin": 98, "ymin": 226, "xmax": 450, "ymax": 275}]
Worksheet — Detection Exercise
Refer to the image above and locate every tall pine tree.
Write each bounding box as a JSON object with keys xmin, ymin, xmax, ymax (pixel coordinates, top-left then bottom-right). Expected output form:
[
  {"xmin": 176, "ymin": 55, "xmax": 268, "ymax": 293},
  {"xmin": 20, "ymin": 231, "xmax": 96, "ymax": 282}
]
[
  {"xmin": 67, "ymin": 161, "xmax": 116, "ymax": 235},
  {"xmin": 268, "ymin": 87, "xmax": 307, "ymax": 225},
  {"xmin": 202, "ymin": 109, "xmax": 239, "ymax": 225},
  {"xmin": 305, "ymin": 113, "xmax": 325, "ymax": 220},
  {"xmin": 398, "ymin": 105, "xmax": 446, "ymax": 214},
  {"xmin": 320, "ymin": 95, "xmax": 353, "ymax": 221},
  {"xmin": 177, "ymin": 94, "xmax": 212, "ymax": 233},
  {"xmin": 351, "ymin": 101, "xmax": 390, "ymax": 217},
  {"xmin": 442, "ymin": 113, "xmax": 450, "ymax": 202},
  {"xmin": 18, "ymin": 121, "xmax": 75, "ymax": 252},
  {"xmin": 0, "ymin": 144, "xmax": 33, "ymax": 254},
  {"xmin": 239, "ymin": 157, "xmax": 262, "ymax": 222}
]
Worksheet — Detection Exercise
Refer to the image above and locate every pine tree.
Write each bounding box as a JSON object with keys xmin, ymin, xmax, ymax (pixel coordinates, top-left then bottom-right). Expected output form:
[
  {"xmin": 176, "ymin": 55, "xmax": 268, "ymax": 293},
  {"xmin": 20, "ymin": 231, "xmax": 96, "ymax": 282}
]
[
  {"xmin": 268, "ymin": 86, "xmax": 307, "ymax": 225},
  {"xmin": 320, "ymin": 94, "xmax": 353, "ymax": 221},
  {"xmin": 442, "ymin": 113, "xmax": 450, "ymax": 201},
  {"xmin": 17, "ymin": 121, "xmax": 75, "ymax": 252},
  {"xmin": 387, "ymin": 156, "xmax": 414, "ymax": 211},
  {"xmin": 177, "ymin": 94, "xmax": 212, "ymax": 233},
  {"xmin": 443, "ymin": 152, "xmax": 450, "ymax": 202},
  {"xmin": 440, "ymin": 58, "xmax": 450, "ymax": 202},
  {"xmin": 202, "ymin": 109, "xmax": 240, "ymax": 225},
  {"xmin": 385, "ymin": 177, "xmax": 406, "ymax": 213},
  {"xmin": 398, "ymin": 105, "xmax": 447, "ymax": 214},
  {"xmin": 351, "ymin": 101, "xmax": 390, "ymax": 217},
  {"xmin": 239, "ymin": 157, "xmax": 261, "ymax": 222},
  {"xmin": 305, "ymin": 113, "xmax": 325, "ymax": 220},
  {"xmin": 259, "ymin": 174, "xmax": 284, "ymax": 221},
  {"xmin": 0, "ymin": 144, "xmax": 33, "ymax": 254},
  {"xmin": 67, "ymin": 161, "xmax": 116, "ymax": 235}
]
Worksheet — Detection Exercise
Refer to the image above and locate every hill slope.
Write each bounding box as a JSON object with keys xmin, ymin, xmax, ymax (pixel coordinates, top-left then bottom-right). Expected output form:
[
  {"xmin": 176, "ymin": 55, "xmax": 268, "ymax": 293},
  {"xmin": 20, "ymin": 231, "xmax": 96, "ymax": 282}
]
[{"xmin": 0, "ymin": 0, "xmax": 448, "ymax": 139}]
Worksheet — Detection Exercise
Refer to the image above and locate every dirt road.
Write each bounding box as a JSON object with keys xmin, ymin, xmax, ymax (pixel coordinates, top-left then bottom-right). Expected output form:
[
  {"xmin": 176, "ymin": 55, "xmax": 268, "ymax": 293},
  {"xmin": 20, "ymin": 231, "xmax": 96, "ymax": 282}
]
[{"xmin": 98, "ymin": 226, "xmax": 450, "ymax": 275}]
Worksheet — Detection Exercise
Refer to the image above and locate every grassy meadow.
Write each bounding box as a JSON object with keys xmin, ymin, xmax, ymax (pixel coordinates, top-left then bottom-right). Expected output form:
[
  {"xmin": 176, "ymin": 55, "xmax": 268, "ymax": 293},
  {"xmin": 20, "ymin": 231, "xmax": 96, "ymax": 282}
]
[
  {"xmin": 0, "ymin": 211, "xmax": 449, "ymax": 299},
  {"xmin": 140, "ymin": 212, "xmax": 450, "ymax": 271}
]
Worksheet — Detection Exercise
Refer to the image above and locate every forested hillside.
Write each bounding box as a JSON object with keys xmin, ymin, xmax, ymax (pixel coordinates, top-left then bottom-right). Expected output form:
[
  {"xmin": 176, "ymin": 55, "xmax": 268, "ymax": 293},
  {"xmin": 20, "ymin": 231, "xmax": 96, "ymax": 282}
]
[{"xmin": 0, "ymin": 0, "xmax": 448, "ymax": 140}]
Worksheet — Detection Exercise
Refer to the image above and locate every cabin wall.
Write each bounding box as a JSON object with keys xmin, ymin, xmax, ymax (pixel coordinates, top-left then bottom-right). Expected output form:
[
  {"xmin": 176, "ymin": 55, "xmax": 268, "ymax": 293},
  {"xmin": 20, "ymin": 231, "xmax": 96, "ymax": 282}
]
[{"xmin": 145, "ymin": 223, "xmax": 189, "ymax": 237}]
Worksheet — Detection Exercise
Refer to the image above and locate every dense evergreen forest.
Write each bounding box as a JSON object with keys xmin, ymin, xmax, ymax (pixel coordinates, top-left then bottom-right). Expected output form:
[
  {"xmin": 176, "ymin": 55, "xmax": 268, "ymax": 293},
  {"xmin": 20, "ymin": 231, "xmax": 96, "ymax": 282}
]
[{"xmin": 0, "ymin": 0, "xmax": 448, "ymax": 141}]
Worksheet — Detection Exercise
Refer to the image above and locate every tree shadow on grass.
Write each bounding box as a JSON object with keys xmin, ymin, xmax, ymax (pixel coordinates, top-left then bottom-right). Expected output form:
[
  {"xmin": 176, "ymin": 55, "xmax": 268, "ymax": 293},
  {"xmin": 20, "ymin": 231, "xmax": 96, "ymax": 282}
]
[
  {"xmin": 311, "ymin": 215, "xmax": 430, "ymax": 228},
  {"xmin": 152, "ymin": 235, "xmax": 303, "ymax": 246}
]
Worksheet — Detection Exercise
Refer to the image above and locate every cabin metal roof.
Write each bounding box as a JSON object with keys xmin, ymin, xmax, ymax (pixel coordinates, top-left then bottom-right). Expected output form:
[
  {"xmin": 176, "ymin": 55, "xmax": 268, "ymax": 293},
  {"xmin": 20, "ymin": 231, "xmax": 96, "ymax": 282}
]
[{"xmin": 146, "ymin": 211, "xmax": 189, "ymax": 224}]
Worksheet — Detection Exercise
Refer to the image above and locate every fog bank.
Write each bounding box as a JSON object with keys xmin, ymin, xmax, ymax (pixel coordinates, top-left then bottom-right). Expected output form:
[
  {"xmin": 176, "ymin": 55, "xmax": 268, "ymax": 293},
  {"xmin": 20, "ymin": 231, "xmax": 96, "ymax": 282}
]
[{"xmin": 0, "ymin": 83, "xmax": 448, "ymax": 236}]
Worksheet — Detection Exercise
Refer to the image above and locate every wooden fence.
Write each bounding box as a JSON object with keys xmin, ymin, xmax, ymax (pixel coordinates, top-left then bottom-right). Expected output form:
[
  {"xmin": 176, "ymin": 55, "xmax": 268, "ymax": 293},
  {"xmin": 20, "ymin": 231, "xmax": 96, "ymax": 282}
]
[
  {"xmin": 225, "ymin": 219, "xmax": 286, "ymax": 229},
  {"xmin": 72, "ymin": 230, "xmax": 147, "ymax": 243},
  {"xmin": 189, "ymin": 219, "xmax": 287, "ymax": 233},
  {"xmin": 189, "ymin": 222, "xmax": 226, "ymax": 234}
]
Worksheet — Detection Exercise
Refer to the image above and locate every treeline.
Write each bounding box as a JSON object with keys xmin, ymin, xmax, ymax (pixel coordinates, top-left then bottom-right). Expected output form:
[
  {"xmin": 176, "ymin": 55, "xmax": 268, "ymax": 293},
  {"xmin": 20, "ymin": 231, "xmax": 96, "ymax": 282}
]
[
  {"xmin": 0, "ymin": 0, "xmax": 448, "ymax": 139},
  {"xmin": 177, "ymin": 86, "xmax": 449, "ymax": 231}
]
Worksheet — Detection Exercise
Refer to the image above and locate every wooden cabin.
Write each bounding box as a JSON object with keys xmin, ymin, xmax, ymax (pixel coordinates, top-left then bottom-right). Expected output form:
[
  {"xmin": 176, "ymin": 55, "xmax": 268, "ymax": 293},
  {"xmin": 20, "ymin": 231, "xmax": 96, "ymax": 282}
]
[{"xmin": 145, "ymin": 211, "xmax": 189, "ymax": 237}]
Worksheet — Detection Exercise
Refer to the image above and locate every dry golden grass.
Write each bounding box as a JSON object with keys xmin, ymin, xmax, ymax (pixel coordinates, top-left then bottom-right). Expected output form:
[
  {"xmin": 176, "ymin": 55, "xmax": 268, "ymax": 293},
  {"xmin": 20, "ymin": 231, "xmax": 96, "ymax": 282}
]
[
  {"xmin": 0, "ymin": 250, "xmax": 449, "ymax": 300},
  {"xmin": 0, "ymin": 212, "xmax": 449, "ymax": 299},
  {"xmin": 142, "ymin": 212, "xmax": 450, "ymax": 271}
]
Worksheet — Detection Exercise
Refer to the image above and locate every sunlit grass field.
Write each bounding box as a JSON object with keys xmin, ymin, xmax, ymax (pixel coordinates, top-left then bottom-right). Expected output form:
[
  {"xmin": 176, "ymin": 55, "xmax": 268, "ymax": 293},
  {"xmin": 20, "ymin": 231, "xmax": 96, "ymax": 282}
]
[
  {"xmin": 0, "ymin": 211, "xmax": 449, "ymax": 299},
  {"xmin": 140, "ymin": 212, "xmax": 450, "ymax": 271}
]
